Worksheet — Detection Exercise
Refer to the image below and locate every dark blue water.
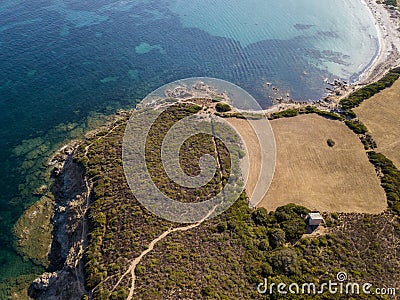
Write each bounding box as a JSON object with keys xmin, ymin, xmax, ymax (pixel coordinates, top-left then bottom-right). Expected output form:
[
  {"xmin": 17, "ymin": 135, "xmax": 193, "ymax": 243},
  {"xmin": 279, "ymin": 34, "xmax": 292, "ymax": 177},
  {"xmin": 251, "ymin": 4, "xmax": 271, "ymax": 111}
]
[{"xmin": 0, "ymin": 0, "xmax": 377, "ymax": 287}]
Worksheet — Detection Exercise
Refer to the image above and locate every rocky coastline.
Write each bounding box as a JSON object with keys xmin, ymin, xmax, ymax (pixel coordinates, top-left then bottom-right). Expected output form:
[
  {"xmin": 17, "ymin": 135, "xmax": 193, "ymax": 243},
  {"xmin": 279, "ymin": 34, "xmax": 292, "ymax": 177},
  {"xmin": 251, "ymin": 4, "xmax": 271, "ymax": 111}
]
[
  {"xmin": 13, "ymin": 2, "xmax": 400, "ymax": 298},
  {"xmin": 25, "ymin": 110, "xmax": 131, "ymax": 299},
  {"xmin": 27, "ymin": 143, "xmax": 88, "ymax": 299}
]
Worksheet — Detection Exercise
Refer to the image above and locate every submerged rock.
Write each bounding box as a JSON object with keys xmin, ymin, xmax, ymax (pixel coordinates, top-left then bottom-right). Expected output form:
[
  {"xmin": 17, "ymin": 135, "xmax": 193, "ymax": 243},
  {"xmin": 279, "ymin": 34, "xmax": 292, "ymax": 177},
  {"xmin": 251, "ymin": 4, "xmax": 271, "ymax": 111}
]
[{"xmin": 32, "ymin": 185, "xmax": 48, "ymax": 196}]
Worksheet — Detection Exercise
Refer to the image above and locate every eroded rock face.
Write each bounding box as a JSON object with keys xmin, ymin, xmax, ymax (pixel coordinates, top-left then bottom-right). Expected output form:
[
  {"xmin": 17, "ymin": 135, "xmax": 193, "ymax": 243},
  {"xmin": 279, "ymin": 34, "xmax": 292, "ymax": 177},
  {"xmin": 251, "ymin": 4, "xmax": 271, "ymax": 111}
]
[
  {"xmin": 29, "ymin": 272, "xmax": 58, "ymax": 293},
  {"xmin": 29, "ymin": 145, "xmax": 89, "ymax": 300},
  {"xmin": 28, "ymin": 269, "xmax": 85, "ymax": 300}
]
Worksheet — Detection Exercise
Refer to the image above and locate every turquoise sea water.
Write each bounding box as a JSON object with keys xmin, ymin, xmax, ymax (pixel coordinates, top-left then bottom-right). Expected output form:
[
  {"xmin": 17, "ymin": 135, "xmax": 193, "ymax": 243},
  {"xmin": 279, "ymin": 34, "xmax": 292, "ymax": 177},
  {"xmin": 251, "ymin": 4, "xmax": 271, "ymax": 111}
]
[
  {"xmin": 0, "ymin": 0, "xmax": 378, "ymax": 289},
  {"xmin": 169, "ymin": 0, "xmax": 378, "ymax": 79}
]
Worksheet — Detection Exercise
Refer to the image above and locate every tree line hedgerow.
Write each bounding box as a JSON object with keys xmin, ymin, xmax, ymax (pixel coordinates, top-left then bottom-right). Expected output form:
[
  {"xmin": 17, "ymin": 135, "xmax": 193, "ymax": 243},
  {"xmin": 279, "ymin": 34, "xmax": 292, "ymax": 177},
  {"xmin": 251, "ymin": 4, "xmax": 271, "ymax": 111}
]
[{"xmin": 340, "ymin": 68, "xmax": 400, "ymax": 112}]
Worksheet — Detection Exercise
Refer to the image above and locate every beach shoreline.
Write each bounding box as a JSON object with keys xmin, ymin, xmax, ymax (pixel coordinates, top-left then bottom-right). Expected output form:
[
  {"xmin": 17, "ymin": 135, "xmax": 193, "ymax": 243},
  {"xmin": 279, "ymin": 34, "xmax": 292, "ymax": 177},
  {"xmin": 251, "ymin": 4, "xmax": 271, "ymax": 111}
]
[
  {"xmin": 357, "ymin": 0, "xmax": 400, "ymax": 84},
  {"xmin": 263, "ymin": 0, "xmax": 400, "ymax": 115}
]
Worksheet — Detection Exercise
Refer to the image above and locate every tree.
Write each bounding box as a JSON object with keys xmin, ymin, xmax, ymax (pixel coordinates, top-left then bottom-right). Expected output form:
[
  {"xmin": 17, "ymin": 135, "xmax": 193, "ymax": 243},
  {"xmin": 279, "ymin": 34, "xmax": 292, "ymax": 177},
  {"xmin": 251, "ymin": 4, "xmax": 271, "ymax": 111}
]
[{"xmin": 269, "ymin": 228, "xmax": 286, "ymax": 248}]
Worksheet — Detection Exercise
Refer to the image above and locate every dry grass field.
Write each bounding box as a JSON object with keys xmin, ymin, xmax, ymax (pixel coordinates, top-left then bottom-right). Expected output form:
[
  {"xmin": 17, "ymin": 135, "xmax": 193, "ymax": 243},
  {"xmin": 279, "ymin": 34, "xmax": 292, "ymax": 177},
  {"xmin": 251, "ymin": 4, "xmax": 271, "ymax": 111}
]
[
  {"xmin": 354, "ymin": 78, "xmax": 400, "ymax": 169},
  {"xmin": 230, "ymin": 114, "xmax": 387, "ymax": 213}
]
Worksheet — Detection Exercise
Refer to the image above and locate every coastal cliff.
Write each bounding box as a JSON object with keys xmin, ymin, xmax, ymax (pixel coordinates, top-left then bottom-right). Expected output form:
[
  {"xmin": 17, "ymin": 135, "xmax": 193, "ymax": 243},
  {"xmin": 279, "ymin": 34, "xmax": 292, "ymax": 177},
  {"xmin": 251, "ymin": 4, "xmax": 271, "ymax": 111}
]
[
  {"xmin": 28, "ymin": 144, "xmax": 88, "ymax": 299},
  {"xmin": 26, "ymin": 111, "xmax": 131, "ymax": 300}
]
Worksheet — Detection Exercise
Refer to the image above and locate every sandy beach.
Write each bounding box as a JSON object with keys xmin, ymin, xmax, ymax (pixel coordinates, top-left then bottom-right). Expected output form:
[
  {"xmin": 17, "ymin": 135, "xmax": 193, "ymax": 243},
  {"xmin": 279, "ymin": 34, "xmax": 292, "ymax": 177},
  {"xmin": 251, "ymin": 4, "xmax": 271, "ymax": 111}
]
[
  {"xmin": 263, "ymin": 1, "xmax": 400, "ymax": 115},
  {"xmin": 358, "ymin": 0, "xmax": 400, "ymax": 84}
]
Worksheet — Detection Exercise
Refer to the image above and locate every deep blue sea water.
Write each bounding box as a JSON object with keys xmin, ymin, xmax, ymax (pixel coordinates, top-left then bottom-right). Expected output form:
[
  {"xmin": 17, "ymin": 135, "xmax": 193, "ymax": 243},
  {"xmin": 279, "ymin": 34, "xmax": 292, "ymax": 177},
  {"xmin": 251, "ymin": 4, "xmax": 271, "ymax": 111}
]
[{"xmin": 0, "ymin": 0, "xmax": 378, "ymax": 287}]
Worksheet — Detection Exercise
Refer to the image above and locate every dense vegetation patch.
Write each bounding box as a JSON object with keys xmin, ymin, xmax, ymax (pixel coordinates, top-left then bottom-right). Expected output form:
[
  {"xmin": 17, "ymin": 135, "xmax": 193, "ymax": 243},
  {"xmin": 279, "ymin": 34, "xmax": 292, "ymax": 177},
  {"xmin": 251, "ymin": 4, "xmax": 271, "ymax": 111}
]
[
  {"xmin": 145, "ymin": 103, "xmax": 229, "ymax": 203},
  {"xmin": 340, "ymin": 68, "xmax": 400, "ymax": 112},
  {"xmin": 368, "ymin": 152, "xmax": 400, "ymax": 215},
  {"xmin": 215, "ymin": 102, "xmax": 232, "ymax": 112},
  {"xmin": 300, "ymin": 106, "xmax": 343, "ymax": 120},
  {"xmin": 73, "ymin": 98, "xmax": 400, "ymax": 299},
  {"xmin": 270, "ymin": 108, "xmax": 298, "ymax": 119},
  {"xmin": 269, "ymin": 106, "xmax": 342, "ymax": 121},
  {"xmin": 344, "ymin": 119, "xmax": 368, "ymax": 135},
  {"xmin": 384, "ymin": 0, "xmax": 398, "ymax": 7}
]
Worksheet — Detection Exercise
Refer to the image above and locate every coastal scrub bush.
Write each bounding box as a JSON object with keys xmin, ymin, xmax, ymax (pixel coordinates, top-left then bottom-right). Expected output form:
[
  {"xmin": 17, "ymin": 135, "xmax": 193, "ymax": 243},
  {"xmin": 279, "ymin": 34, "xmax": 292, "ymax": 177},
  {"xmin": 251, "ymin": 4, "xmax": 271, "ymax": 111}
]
[
  {"xmin": 340, "ymin": 70, "xmax": 400, "ymax": 110},
  {"xmin": 368, "ymin": 151, "xmax": 400, "ymax": 215},
  {"xmin": 258, "ymin": 239, "xmax": 270, "ymax": 251},
  {"xmin": 361, "ymin": 134, "xmax": 377, "ymax": 150},
  {"xmin": 327, "ymin": 139, "xmax": 335, "ymax": 147},
  {"xmin": 300, "ymin": 106, "xmax": 342, "ymax": 120},
  {"xmin": 302, "ymin": 105, "xmax": 318, "ymax": 114},
  {"xmin": 215, "ymin": 102, "xmax": 231, "ymax": 112},
  {"xmin": 184, "ymin": 104, "xmax": 202, "ymax": 114},
  {"xmin": 275, "ymin": 203, "xmax": 310, "ymax": 222},
  {"xmin": 270, "ymin": 108, "xmax": 298, "ymax": 119},
  {"xmin": 384, "ymin": 0, "xmax": 397, "ymax": 6},
  {"xmin": 345, "ymin": 120, "xmax": 368, "ymax": 134},
  {"xmin": 268, "ymin": 228, "xmax": 286, "ymax": 248},
  {"xmin": 251, "ymin": 208, "xmax": 270, "ymax": 226},
  {"xmin": 268, "ymin": 249, "xmax": 301, "ymax": 275},
  {"xmin": 281, "ymin": 218, "xmax": 308, "ymax": 242},
  {"xmin": 274, "ymin": 204, "xmax": 309, "ymax": 242}
]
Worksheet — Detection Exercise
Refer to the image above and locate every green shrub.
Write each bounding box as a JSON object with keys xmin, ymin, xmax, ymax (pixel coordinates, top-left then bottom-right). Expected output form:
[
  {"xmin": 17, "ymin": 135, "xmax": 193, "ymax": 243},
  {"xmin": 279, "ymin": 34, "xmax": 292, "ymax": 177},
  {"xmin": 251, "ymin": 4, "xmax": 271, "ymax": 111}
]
[
  {"xmin": 260, "ymin": 262, "xmax": 273, "ymax": 277},
  {"xmin": 215, "ymin": 102, "xmax": 231, "ymax": 112},
  {"xmin": 345, "ymin": 120, "xmax": 368, "ymax": 134},
  {"xmin": 331, "ymin": 212, "xmax": 339, "ymax": 220},
  {"xmin": 368, "ymin": 151, "xmax": 400, "ymax": 215},
  {"xmin": 268, "ymin": 228, "xmax": 286, "ymax": 248},
  {"xmin": 327, "ymin": 139, "xmax": 335, "ymax": 147},
  {"xmin": 361, "ymin": 134, "xmax": 377, "ymax": 150},
  {"xmin": 258, "ymin": 239, "xmax": 270, "ymax": 251},
  {"xmin": 216, "ymin": 221, "xmax": 227, "ymax": 233},
  {"xmin": 384, "ymin": 0, "xmax": 397, "ymax": 6},
  {"xmin": 270, "ymin": 109, "xmax": 298, "ymax": 119},
  {"xmin": 281, "ymin": 218, "xmax": 307, "ymax": 242},
  {"xmin": 268, "ymin": 249, "xmax": 301, "ymax": 275},
  {"xmin": 315, "ymin": 110, "xmax": 342, "ymax": 120},
  {"xmin": 184, "ymin": 104, "xmax": 202, "ymax": 113},
  {"xmin": 251, "ymin": 208, "xmax": 270, "ymax": 226},
  {"xmin": 325, "ymin": 219, "xmax": 334, "ymax": 227}
]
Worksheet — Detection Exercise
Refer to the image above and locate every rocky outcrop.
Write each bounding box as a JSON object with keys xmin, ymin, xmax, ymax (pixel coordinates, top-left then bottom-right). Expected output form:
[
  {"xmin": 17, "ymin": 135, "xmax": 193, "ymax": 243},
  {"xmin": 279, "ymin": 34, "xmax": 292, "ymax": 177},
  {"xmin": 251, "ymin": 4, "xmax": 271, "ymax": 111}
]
[
  {"xmin": 28, "ymin": 268, "xmax": 85, "ymax": 299},
  {"xmin": 29, "ymin": 144, "xmax": 89, "ymax": 300}
]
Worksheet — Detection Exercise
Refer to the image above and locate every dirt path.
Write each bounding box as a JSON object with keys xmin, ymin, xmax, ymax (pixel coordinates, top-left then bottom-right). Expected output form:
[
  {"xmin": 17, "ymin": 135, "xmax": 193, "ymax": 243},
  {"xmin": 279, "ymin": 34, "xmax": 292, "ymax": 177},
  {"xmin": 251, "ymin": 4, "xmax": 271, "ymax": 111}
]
[
  {"xmin": 84, "ymin": 122, "xmax": 122, "ymax": 157},
  {"xmin": 85, "ymin": 111, "xmax": 222, "ymax": 299},
  {"xmin": 108, "ymin": 206, "xmax": 217, "ymax": 300},
  {"xmin": 73, "ymin": 120, "xmax": 125, "ymax": 298}
]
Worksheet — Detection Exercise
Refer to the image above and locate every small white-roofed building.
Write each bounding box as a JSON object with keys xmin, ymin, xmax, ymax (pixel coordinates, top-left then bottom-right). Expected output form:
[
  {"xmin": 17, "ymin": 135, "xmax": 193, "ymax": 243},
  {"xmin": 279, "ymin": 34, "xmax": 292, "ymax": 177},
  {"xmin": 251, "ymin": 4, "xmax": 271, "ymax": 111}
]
[{"xmin": 307, "ymin": 212, "xmax": 324, "ymax": 226}]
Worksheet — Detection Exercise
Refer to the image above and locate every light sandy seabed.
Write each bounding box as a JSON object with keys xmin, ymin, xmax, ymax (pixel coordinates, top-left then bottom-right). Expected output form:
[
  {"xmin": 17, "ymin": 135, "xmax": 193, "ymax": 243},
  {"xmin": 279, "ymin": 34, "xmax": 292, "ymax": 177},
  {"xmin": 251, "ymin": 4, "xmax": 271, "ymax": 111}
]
[
  {"xmin": 355, "ymin": 78, "xmax": 400, "ymax": 169},
  {"xmin": 262, "ymin": 0, "xmax": 400, "ymax": 115},
  {"xmin": 231, "ymin": 115, "xmax": 387, "ymax": 213}
]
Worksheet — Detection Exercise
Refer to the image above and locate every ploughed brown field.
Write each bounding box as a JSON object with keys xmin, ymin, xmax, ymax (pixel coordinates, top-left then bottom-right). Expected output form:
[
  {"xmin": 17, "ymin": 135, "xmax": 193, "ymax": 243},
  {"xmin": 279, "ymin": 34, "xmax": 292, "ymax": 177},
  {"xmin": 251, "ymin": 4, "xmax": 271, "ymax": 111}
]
[
  {"xmin": 354, "ymin": 78, "xmax": 400, "ymax": 169},
  {"xmin": 228, "ymin": 114, "xmax": 387, "ymax": 213}
]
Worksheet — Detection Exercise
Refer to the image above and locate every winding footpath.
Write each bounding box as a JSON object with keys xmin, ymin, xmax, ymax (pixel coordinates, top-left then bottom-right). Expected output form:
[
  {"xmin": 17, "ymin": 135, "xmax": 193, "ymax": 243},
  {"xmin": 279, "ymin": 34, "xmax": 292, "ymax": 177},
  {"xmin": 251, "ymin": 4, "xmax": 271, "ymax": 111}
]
[
  {"xmin": 108, "ymin": 206, "xmax": 217, "ymax": 300},
  {"xmin": 72, "ymin": 119, "xmax": 126, "ymax": 298}
]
